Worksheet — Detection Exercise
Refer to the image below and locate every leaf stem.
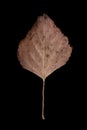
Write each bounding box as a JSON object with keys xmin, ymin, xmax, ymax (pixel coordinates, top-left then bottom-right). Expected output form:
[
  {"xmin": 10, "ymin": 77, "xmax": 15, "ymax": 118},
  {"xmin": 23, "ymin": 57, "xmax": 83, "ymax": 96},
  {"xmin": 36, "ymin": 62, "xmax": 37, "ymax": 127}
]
[{"xmin": 42, "ymin": 79, "xmax": 45, "ymax": 120}]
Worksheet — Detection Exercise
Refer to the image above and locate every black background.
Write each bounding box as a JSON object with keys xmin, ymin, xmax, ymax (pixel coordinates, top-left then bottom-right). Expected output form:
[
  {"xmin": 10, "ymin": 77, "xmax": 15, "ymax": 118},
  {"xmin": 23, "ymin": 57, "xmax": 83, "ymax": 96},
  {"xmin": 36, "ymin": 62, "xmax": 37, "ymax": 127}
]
[{"xmin": 2, "ymin": 0, "xmax": 86, "ymax": 129}]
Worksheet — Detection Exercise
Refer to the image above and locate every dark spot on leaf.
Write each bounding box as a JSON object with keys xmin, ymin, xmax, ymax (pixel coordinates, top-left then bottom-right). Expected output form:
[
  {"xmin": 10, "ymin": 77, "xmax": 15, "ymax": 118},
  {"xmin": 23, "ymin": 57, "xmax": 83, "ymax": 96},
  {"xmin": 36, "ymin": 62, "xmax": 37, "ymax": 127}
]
[
  {"xmin": 56, "ymin": 50, "xmax": 59, "ymax": 54},
  {"xmin": 46, "ymin": 54, "xmax": 49, "ymax": 58},
  {"xmin": 42, "ymin": 35, "xmax": 45, "ymax": 41},
  {"xmin": 43, "ymin": 14, "xmax": 48, "ymax": 19}
]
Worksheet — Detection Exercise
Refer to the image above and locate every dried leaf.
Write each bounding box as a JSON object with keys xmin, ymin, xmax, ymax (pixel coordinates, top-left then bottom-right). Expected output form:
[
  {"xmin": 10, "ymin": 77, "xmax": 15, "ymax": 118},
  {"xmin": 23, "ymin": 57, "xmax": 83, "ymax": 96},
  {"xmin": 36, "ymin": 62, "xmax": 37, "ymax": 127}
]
[{"xmin": 17, "ymin": 14, "xmax": 72, "ymax": 119}]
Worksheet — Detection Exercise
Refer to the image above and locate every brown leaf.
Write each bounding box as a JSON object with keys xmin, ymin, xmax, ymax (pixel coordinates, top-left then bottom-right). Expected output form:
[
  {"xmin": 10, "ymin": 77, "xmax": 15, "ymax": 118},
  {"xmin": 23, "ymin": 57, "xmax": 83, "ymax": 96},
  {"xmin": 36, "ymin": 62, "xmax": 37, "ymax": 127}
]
[{"xmin": 17, "ymin": 14, "xmax": 72, "ymax": 119}]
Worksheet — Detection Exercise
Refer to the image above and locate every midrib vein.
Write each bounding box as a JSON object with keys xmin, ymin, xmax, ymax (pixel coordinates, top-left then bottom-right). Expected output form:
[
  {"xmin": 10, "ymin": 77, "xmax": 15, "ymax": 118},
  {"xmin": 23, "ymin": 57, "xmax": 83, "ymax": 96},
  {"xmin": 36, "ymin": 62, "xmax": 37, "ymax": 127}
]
[{"xmin": 43, "ymin": 23, "xmax": 46, "ymax": 80}]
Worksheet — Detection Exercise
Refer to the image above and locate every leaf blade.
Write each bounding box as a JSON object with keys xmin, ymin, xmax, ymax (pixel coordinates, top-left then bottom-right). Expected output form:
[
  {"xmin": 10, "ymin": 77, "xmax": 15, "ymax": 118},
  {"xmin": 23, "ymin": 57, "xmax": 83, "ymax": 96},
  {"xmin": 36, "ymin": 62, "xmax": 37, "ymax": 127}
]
[{"xmin": 17, "ymin": 14, "xmax": 72, "ymax": 79}]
